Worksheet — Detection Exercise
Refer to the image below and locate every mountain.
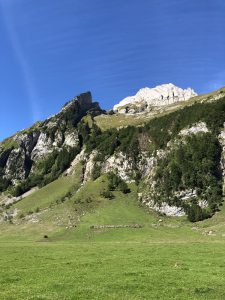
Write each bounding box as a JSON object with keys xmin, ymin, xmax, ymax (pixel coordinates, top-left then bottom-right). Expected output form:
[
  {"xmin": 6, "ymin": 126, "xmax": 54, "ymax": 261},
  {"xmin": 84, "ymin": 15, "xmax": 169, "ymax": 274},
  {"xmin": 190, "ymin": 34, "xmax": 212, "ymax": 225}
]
[
  {"xmin": 0, "ymin": 92, "xmax": 103, "ymax": 193},
  {"xmin": 113, "ymin": 83, "xmax": 197, "ymax": 114},
  {"xmin": 1, "ymin": 85, "xmax": 225, "ymax": 224}
]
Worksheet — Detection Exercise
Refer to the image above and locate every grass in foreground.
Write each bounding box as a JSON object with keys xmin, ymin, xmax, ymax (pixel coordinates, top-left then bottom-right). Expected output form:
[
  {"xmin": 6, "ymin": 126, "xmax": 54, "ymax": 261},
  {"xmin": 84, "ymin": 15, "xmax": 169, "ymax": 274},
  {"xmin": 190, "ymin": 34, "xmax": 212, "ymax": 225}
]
[
  {"xmin": 0, "ymin": 240, "xmax": 225, "ymax": 300},
  {"xmin": 1, "ymin": 176, "xmax": 225, "ymax": 299}
]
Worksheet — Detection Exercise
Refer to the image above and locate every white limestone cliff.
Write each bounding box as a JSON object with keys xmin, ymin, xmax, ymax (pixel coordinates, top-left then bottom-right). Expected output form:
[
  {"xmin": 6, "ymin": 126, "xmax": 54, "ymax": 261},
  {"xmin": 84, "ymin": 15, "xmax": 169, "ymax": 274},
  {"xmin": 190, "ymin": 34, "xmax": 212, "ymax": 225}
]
[{"xmin": 113, "ymin": 83, "xmax": 197, "ymax": 113}]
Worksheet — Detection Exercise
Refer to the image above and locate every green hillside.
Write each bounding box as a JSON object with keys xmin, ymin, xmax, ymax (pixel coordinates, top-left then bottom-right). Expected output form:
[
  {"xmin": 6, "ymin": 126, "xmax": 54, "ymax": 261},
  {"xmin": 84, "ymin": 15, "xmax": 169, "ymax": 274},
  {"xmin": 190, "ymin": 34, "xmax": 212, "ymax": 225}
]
[{"xmin": 1, "ymin": 173, "xmax": 225, "ymax": 299}]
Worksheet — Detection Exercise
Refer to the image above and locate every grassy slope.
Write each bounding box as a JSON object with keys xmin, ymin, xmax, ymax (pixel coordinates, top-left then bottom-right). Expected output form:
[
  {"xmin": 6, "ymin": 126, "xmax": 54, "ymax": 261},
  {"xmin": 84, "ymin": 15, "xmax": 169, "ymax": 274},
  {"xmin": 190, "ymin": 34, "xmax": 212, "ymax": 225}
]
[
  {"xmin": 94, "ymin": 100, "xmax": 198, "ymax": 131},
  {"xmin": 94, "ymin": 86, "xmax": 225, "ymax": 131},
  {"xmin": 1, "ymin": 175, "xmax": 225, "ymax": 299},
  {"xmin": 14, "ymin": 176, "xmax": 75, "ymax": 213}
]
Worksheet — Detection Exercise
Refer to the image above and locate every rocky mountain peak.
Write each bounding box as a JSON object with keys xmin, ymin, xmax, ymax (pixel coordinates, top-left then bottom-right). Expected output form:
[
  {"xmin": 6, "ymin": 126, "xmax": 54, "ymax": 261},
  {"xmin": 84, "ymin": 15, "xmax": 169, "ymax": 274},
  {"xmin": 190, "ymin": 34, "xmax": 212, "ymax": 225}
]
[
  {"xmin": 61, "ymin": 91, "xmax": 93, "ymax": 112},
  {"xmin": 113, "ymin": 83, "xmax": 198, "ymax": 113},
  {"xmin": 0, "ymin": 90, "xmax": 103, "ymax": 186}
]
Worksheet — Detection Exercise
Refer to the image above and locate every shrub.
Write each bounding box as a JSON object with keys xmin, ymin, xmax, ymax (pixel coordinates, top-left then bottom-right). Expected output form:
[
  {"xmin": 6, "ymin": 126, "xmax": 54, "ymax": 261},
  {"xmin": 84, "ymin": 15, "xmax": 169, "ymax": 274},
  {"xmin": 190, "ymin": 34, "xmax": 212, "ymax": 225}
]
[
  {"xmin": 107, "ymin": 172, "xmax": 130, "ymax": 194},
  {"xmin": 0, "ymin": 177, "xmax": 11, "ymax": 192},
  {"xmin": 118, "ymin": 181, "xmax": 130, "ymax": 194},
  {"xmin": 92, "ymin": 165, "xmax": 102, "ymax": 180},
  {"xmin": 19, "ymin": 213, "xmax": 25, "ymax": 219},
  {"xmin": 186, "ymin": 204, "xmax": 210, "ymax": 222},
  {"xmin": 101, "ymin": 190, "xmax": 114, "ymax": 200}
]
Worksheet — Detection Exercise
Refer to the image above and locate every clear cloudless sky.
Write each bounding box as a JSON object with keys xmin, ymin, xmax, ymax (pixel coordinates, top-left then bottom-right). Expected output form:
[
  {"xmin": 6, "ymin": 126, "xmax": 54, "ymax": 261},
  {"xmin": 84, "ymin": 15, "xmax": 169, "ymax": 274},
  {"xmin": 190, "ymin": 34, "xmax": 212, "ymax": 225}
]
[{"xmin": 0, "ymin": 0, "xmax": 225, "ymax": 140}]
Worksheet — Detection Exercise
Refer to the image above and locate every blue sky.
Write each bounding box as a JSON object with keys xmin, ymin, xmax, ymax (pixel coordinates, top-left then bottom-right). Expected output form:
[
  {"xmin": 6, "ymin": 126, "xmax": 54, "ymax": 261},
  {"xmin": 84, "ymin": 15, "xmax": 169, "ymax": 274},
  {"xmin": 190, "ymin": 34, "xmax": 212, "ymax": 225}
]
[{"xmin": 0, "ymin": 0, "xmax": 225, "ymax": 140}]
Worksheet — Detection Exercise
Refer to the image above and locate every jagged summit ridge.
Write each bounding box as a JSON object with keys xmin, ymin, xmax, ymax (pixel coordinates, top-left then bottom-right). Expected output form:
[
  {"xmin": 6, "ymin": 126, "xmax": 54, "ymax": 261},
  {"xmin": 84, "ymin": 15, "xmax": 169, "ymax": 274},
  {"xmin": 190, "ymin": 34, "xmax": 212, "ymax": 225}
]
[
  {"xmin": 113, "ymin": 83, "xmax": 197, "ymax": 113},
  {"xmin": 0, "ymin": 91, "xmax": 103, "ymax": 184},
  {"xmin": 61, "ymin": 91, "xmax": 92, "ymax": 112}
]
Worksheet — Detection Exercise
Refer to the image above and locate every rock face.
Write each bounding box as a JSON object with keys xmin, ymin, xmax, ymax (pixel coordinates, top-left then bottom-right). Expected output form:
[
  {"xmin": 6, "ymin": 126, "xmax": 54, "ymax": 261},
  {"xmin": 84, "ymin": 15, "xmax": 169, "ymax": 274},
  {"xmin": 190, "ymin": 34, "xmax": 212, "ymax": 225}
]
[
  {"xmin": 102, "ymin": 152, "xmax": 135, "ymax": 182},
  {"xmin": 61, "ymin": 91, "xmax": 94, "ymax": 115},
  {"xmin": 0, "ymin": 91, "xmax": 102, "ymax": 183},
  {"xmin": 218, "ymin": 123, "xmax": 225, "ymax": 177},
  {"xmin": 113, "ymin": 83, "xmax": 197, "ymax": 113},
  {"xmin": 179, "ymin": 122, "xmax": 209, "ymax": 136},
  {"xmin": 5, "ymin": 148, "xmax": 27, "ymax": 180},
  {"xmin": 145, "ymin": 200, "xmax": 185, "ymax": 217}
]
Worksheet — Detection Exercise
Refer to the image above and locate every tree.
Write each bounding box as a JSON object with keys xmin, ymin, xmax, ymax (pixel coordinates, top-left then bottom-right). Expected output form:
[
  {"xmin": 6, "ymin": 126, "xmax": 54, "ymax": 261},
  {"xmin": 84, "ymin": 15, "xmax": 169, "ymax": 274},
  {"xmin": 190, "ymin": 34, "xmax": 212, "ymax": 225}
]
[{"xmin": 118, "ymin": 181, "xmax": 130, "ymax": 194}]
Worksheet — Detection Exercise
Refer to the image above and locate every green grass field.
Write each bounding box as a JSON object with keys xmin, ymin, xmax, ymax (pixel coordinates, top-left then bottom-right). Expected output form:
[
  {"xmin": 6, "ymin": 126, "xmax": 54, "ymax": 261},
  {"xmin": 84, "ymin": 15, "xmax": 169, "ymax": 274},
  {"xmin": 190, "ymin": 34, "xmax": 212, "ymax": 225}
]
[
  {"xmin": 1, "ymin": 241, "xmax": 225, "ymax": 300},
  {"xmin": 1, "ymin": 175, "xmax": 225, "ymax": 299}
]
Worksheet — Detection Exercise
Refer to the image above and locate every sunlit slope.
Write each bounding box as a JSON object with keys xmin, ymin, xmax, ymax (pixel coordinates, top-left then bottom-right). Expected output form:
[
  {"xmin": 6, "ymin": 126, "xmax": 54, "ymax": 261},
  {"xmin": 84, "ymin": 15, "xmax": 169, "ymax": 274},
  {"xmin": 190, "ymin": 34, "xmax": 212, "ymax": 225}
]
[
  {"xmin": 14, "ymin": 176, "xmax": 77, "ymax": 214},
  {"xmin": 95, "ymin": 86, "xmax": 225, "ymax": 130},
  {"xmin": 1, "ymin": 171, "xmax": 225, "ymax": 245}
]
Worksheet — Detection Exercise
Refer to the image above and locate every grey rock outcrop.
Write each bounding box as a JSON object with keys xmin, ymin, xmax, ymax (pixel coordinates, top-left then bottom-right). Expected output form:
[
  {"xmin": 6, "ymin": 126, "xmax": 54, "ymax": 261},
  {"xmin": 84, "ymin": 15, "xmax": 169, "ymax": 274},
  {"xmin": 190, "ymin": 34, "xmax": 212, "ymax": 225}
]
[{"xmin": 0, "ymin": 91, "xmax": 102, "ymax": 183}]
